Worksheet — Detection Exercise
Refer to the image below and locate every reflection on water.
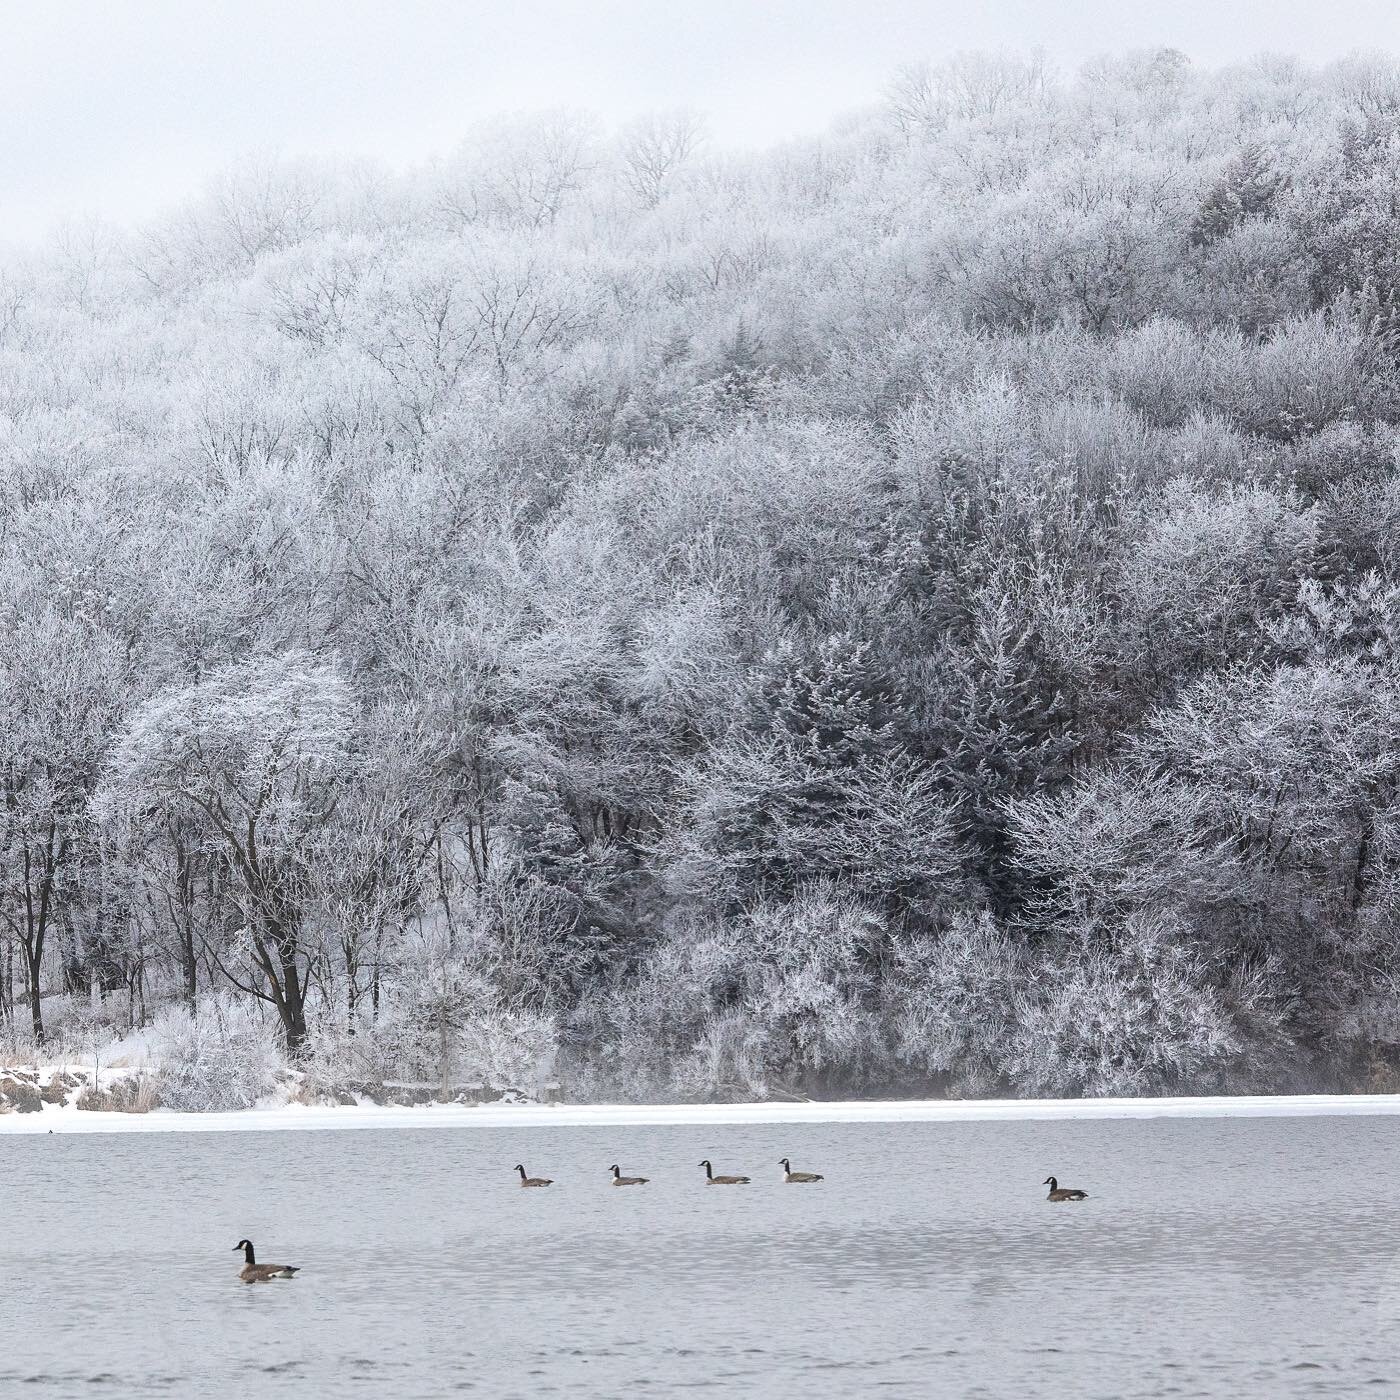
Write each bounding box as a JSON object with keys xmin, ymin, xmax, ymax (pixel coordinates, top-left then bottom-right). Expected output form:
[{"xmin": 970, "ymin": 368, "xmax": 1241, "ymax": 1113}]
[{"xmin": 2, "ymin": 1115, "xmax": 1398, "ymax": 1397}]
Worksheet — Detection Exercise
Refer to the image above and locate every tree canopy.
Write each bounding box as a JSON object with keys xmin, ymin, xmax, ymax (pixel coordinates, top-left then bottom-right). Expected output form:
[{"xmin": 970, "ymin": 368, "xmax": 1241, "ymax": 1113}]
[{"xmin": 5, "ymin": 50, "xmax": 1400, "ymax": 1099}]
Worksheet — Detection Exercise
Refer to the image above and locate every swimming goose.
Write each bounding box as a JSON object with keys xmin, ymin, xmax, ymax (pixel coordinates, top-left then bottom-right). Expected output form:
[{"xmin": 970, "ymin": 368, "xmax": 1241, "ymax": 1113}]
[
  {"xmin": 609, "ymin": 1164, "xmax": 649, "ymax": 1186},
  {"xmin": 699, "ymin": 1159, "xmax": 750, "ymax": 1185},
  {"xmin": 516, "ymin": 1164, "xmax": 553, "ymax": 1187},
  {"xmin": 1044, "ymin": 1176, "xmax": 1088, "ymax": 1202},
  {"xmin": 233, "ymin": 1239, "xmax": 299, "ymax": 1283},
  {"xmin": 779, "ymin": 1157, "xmax": 823, "ymax": 1183}
]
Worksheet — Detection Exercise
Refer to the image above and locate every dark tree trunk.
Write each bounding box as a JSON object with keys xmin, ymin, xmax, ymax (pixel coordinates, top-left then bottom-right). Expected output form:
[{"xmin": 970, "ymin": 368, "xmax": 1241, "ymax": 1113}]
[
  {"xmin": 173, "ymin": 833, "xmax": 199, "ymax": 1004},
  {"xmin": 181, "ymin": 930, "xmax": 198, "ymax": 1005},
  {"xmin": 279, "ymin": 944, "xmax": 308, "ymax": 1052},
  {"xmin": 18, "ymin": 837, "xmax": 59, "ymax": 1044},
  {"xmin": 1351, "ymin": 819, "xmax": 1372, "ymax": 915},
  {"xmin": 22, "ymin": 942, "xmax": 42, "ymax": 1043}
]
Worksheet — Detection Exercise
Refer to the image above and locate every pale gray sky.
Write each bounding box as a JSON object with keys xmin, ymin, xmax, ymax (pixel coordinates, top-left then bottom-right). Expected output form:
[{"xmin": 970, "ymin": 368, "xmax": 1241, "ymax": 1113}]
[{"xmin": 4, "ymin": 0, "xmax": 1400, "ymax": 239}]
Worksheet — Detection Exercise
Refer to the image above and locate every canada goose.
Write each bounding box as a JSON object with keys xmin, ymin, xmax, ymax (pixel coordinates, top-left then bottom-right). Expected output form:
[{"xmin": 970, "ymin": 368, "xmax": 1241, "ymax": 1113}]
[
  {"xmin": 699, "ymin": 1159, "xmax": 750, "ymax": 1185},
  {"xmin": 779, "ymin": 1157, "xmax": 823, "ymax": 1183},
  {"xmin": 515, "ymin": 1164, "xmax": 553, "ymax": 1187},
  {"xmin": 233, "ymin": 1239, "xmax": 299, "ymax": 1283},
  {"xmin": 609, "ymin": 1164, "xmax": 649, "ymax": 1186},
  {"xmin": 1044, "ymin": 1176, "xmax": 1088, "ymax": 1202}
]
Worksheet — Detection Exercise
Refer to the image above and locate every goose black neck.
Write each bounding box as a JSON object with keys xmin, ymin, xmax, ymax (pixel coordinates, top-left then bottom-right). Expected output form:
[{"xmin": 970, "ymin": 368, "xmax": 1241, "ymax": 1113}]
[
  {"xmin": 701, "ymin": 1160, "xmax": 712, "ymax": 1179},
  {"xmin": 611, "ymin": 1165, "xmax": 620, "ymax": 1178},
  {"xmin": 1046, "ymin": 1178, "xmax": 1057, "ymax": 1191},
  {"xmin": 242, "ymin": 1241, "xmax": 256, "ymax": 1264},
  {"xmin": 516, "ymin": 1165, "xmax": 527, "ymax": 1181}
]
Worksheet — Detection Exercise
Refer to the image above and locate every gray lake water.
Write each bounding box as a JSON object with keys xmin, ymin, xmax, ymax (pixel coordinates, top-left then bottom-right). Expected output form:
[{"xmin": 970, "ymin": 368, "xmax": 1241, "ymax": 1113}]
[{"xmin": 3, "ymin": 1114, "xmax": 1398, "ymax": 1397}]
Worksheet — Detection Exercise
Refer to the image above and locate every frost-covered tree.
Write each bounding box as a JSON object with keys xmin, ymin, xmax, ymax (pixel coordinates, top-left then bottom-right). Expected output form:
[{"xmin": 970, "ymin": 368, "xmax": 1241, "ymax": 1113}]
[
  {"xmin": 0, "ymin": 605, "xmax": 125, "ymax": 1040},
  {"xmin": 1008, "ymin": 910, "xmax": 1280, "ymax": 1096},
  {"xmin": 98, "ymin": 653, "xmax": 357, "ymax": 1051},
  {"xmin": 1190, "ymin": 143, "xmax": 1288, "ymax": 248},
  {"xmin": 618, "ymin": 111, "xmax": 705, "ymax": 209},
  {"xmin": 667, "ymin": 635, "xmax": 968, "ymax": 911}
]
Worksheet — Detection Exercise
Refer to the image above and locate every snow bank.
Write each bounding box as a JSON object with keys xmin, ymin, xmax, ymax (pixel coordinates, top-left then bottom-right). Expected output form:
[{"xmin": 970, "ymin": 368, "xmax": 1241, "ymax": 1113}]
[{"xmin": 4, "ymin": 1092, "xmax": 1400, "ymax": 1135}]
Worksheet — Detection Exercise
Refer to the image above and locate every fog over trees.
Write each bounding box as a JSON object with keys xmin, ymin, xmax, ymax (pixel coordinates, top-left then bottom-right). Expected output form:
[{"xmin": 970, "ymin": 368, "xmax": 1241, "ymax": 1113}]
[{"xmin": 6, "ymin": 48, "xmax": 1400, "ymax": 1102}]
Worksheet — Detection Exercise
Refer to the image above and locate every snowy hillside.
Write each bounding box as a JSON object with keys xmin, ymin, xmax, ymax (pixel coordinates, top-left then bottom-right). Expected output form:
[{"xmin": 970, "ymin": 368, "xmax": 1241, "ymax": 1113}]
[{"xmin": 5, "ymin": 50, "xmax": 1400, "ymax": 1103}]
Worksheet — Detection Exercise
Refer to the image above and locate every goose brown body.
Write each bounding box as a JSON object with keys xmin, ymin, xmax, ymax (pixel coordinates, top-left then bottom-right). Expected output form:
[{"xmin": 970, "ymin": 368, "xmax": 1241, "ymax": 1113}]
[
  {"xmin": 699, "ymin": 1159, "xmax": 750, "ymax": 1185},
  {"xmin": 516, "ymin": 1164, "xmax": 553, "ymax": 1187},
  {"xmin": 1043, "ymin": 1176, "xmax": 1088, "ymax": 1202},
  {"xmin": 609, "ymin": 1164, "xmax": 649, "ymax": 1186},
  {"xmin": 779, "ymin": 1157, "xmax": 823, "ymax": 1183},
  {"xmin": 233, "ymin": 1239, "xmax": 299, "ymax": 1282}
]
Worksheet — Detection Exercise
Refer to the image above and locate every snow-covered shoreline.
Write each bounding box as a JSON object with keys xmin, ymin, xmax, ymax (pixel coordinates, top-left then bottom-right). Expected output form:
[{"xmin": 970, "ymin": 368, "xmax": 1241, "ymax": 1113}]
[{"xmin": 5, "ymin": 1092, "xmax": 1400, "ymax": 1135}]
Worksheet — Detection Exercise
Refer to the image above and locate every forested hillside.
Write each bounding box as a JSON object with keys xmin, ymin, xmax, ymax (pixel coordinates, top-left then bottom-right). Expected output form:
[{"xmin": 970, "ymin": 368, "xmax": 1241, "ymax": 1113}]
[{"xmin": 5, "ymin": 48, "xmax": 1400, "ymax": 1103}]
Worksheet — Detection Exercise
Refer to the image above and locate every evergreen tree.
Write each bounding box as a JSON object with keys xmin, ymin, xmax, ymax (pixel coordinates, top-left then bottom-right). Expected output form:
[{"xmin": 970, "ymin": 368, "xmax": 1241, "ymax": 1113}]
[{"xmin": 1190, "ymin": 143, "xmax": 1287, "ymax": 248}]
